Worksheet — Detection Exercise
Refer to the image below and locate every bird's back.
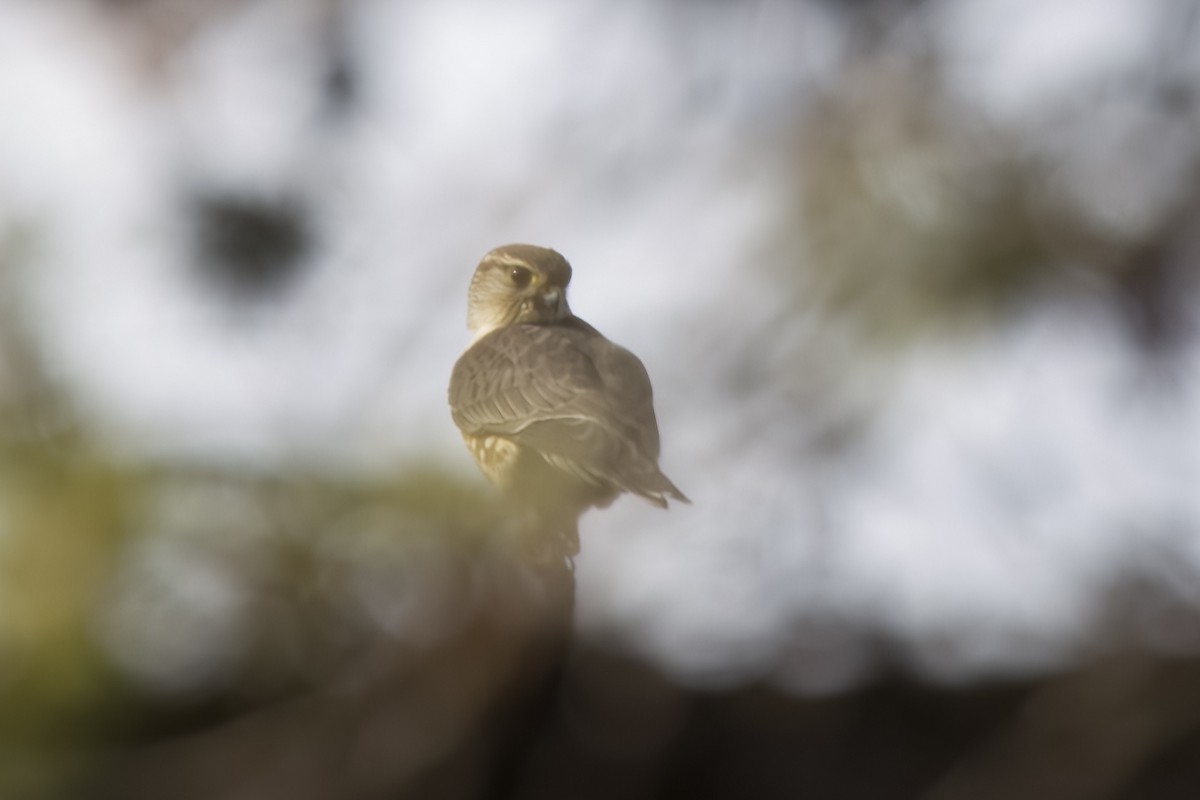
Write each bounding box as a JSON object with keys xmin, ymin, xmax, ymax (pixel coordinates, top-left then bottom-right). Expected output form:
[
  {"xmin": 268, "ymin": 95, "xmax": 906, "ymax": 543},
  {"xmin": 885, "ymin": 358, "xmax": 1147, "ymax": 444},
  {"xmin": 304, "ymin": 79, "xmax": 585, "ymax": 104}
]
[{"xmin": 449, "ymin": 318, "xmax": 686, "ymax": 507}]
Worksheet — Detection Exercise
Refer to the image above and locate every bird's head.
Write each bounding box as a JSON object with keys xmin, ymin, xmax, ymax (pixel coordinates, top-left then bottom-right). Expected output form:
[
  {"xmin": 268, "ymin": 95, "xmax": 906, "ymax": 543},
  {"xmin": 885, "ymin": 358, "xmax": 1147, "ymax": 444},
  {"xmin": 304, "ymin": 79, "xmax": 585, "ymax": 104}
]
[{"xmin": 466, "ymin": 244, "xmax": 574, "ymax": 338}]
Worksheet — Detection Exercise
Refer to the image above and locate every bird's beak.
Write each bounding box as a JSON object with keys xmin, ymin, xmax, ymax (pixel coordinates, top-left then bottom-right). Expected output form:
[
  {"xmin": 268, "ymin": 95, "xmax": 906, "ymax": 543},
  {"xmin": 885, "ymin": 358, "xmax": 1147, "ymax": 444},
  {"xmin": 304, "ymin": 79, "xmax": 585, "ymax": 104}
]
[{"xmin": 540, "ymin": 288, "xmax": 565, "ymax": 317}]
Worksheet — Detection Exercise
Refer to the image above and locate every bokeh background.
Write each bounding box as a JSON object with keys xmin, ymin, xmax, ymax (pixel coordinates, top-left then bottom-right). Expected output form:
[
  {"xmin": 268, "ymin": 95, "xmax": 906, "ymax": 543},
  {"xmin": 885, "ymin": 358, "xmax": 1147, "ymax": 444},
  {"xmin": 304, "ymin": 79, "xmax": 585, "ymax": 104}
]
[{"xmin": 2, "ymin": 0, "xmax": 1200, "ymax": 797}]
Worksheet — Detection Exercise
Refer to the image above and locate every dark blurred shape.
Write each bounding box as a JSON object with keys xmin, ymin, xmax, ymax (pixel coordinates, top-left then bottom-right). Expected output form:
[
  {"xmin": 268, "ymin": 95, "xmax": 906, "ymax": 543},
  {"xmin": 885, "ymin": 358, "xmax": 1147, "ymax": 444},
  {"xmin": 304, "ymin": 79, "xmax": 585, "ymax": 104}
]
[
  {"xmin": 926, "ymin": 657, "xmax": 1200, "ymax": 800},
  {"xmin": 1110, "ymin": 194, "xmax": 1200, "ymax": 353},
  {"xmin": 191, "ymin": 191, "xmax": 311, "ymax": 298},
  {"xmin": 70, "ymin": 644, "xmax": 1200, "ymax": 799},
  {"xmin": 323, "ymin": 50, "xmax": 357, "ymax": 119},
  {"xmin": 1115, "ymin": 240, "xmax": 1185, "ymax": 353},
  {"xmin": 504, "ymin": 645, "xmax": 688, "ymax": 800},
  {"xmin": 815, "ymin": 0, "xmax": 931, "ymax": 12},
  {"xmin": 320, "ymin": 7, "xmax": 357, "ymax": 120}
]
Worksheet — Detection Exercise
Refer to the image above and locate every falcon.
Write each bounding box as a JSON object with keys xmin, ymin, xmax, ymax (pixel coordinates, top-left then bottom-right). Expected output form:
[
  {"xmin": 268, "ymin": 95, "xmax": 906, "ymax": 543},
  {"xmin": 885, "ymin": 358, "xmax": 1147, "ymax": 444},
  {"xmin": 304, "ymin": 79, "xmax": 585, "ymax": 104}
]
[{"xmin": 448, "ymin": 244, "xmax": 688, "ymax": 559}]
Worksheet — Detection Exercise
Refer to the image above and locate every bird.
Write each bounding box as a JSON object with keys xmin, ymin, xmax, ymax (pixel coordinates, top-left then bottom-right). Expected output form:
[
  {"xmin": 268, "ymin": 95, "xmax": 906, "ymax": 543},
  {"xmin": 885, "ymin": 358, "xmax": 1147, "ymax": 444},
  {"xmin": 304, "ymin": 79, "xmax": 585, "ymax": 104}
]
[{"xmin": 448, "ymin": 244, "xmax": 688, "ymax": 563}]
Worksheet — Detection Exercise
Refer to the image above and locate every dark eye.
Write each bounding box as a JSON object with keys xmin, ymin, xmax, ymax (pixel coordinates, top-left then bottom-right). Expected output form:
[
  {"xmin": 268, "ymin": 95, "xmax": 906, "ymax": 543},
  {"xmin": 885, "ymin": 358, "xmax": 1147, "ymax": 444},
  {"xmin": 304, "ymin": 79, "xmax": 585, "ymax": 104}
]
[{"xmin": 509, "ymin": 266, "xmax": 533, "ymax": 288}]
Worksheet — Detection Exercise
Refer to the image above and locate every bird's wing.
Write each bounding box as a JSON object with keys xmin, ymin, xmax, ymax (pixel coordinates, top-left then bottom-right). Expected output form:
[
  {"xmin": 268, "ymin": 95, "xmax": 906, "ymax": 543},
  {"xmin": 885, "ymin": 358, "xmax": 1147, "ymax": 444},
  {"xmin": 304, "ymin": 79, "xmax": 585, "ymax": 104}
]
[
  {"xmin": 449, "ymin": 324, "xmax": 677, "ymax": 501},
  {"xmin": 585, "ymin": 332, "xmax": 662, "ymax": 459},
  {"xmin": 449, "ymin": 324, "xmax": 609, "ymax": 438}
]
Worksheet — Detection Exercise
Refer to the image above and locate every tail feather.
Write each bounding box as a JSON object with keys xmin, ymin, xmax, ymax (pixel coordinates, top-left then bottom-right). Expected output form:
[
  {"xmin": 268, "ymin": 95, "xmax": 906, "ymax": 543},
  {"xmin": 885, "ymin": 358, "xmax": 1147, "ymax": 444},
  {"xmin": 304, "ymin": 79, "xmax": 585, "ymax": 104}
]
[
  {"xmin": 665, "ymin": 481, "xmax": 690, "ymax": 505},
  {"xmin": 630, "ymin": 467, "xmax": 689, "ymax": 509}
]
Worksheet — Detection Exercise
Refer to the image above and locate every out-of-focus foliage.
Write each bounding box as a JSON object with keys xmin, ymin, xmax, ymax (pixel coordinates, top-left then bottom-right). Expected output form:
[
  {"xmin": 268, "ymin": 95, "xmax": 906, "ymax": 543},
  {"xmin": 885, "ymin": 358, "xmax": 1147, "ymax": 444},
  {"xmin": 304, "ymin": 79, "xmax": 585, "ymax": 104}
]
[
  {"xmin": 0, "ymin": 396, "xmax": 576, "ymax": 798},
  {"xmin": 793, "ymin": 63, "xmax": 1052, "ymax": 339},
  {"xmin": 0, "ymin": 276, "xmax": 576, "ymax": 797},
  {"xmin": 3, "ymin": 0, "xmax": 1200, "ymax": 797}
]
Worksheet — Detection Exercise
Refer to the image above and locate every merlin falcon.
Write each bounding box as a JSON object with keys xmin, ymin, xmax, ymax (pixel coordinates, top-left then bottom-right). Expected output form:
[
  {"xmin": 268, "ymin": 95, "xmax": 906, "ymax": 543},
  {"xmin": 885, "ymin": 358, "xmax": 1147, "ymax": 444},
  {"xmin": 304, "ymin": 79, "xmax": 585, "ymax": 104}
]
[{"xmin": 448, "ymin": 244, "xmax": 688, "ymax": 558}]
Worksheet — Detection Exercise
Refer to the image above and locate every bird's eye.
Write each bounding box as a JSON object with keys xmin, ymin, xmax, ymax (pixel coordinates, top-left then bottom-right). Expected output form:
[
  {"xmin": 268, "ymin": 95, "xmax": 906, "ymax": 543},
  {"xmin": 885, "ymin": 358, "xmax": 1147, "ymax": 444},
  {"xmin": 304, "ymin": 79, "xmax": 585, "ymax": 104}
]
[{"xmin": 509, "ymin": 266, "xmax": 533, "ymax": 288}]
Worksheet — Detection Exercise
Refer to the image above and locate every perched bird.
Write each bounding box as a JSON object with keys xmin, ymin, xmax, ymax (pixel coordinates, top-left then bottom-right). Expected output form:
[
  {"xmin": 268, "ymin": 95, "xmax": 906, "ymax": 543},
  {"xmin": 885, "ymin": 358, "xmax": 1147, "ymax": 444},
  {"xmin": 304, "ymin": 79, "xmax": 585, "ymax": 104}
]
[{"xmin": 448, "ymin": 244, "xmax": 688, "ymax": 561}]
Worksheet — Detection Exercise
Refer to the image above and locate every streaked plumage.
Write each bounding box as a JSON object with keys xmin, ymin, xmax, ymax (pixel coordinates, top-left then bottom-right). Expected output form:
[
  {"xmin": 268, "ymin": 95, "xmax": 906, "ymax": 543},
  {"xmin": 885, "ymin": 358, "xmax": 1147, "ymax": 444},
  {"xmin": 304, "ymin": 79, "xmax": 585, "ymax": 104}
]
[{"xmin": 448, "ymin": 244, "xmax": 687, "ymax": 558}]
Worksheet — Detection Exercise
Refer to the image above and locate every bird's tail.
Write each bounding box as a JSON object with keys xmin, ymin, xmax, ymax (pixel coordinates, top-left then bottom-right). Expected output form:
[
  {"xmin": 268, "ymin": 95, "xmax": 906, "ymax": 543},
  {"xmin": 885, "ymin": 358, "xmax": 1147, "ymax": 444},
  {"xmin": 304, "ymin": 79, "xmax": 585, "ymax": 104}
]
[{"xmin": 631, "ymin": 467, "xmax": 690, "ymax": 509}]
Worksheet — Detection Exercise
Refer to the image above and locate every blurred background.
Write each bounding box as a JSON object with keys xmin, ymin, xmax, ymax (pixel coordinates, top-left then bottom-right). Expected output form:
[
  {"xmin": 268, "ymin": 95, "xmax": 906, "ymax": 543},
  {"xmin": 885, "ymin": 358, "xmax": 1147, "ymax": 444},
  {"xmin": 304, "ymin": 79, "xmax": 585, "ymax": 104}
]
[{"xmin": 2, "ymin": 0, "xmax": 1200, "ymax": 797}]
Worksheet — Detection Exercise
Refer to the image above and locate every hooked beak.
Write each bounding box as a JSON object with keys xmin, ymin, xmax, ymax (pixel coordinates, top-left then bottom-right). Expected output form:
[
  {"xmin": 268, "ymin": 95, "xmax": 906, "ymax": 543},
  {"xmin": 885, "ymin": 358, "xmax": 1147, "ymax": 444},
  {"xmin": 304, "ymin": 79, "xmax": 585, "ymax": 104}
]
[{"xmin": 539, "ymin": 287, "xmax": 566, "ymax": 318}]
